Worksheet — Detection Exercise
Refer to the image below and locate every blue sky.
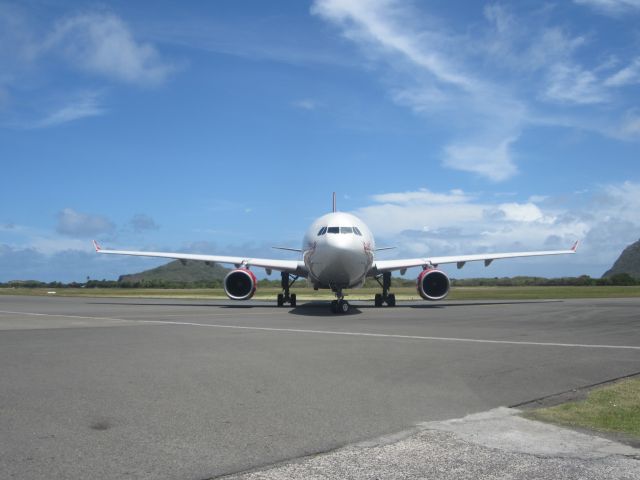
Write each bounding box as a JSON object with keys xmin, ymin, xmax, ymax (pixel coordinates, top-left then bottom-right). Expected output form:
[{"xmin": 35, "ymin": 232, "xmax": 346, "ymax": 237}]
[{"xmin": 1, "ymin": 0, "xmax": 639, "ymax": 282}]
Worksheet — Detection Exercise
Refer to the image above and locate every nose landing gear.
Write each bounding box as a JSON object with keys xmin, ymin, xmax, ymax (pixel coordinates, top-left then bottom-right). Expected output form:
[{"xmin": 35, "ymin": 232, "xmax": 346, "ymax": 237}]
[
  {"xmin": 330, "ymin": 287, "xmax": 350, "ymax": 314},
  {"xmin": 330, "ymin": 299, "xmax": 350, "ymax": 314},
  {"xmin": 277, "ymin": 271, "xmax": 298, "ymax": 307},
  {"xmin": 374, "ymin": 272, "xmax": 396, "ymax": 307}
]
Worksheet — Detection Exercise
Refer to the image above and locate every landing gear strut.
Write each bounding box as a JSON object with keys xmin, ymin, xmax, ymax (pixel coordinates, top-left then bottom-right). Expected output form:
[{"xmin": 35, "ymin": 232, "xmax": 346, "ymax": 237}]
[
  {"xmin": 277, "ymin": 271, "xmax": 298, "ymax": 307},
  {"xmin": 330, "ymin": 287, "xmax": 350, "ymax": 314},
  {"xmin": 374, "ymin": 272, "xmax": 396, "ymax": 307}
]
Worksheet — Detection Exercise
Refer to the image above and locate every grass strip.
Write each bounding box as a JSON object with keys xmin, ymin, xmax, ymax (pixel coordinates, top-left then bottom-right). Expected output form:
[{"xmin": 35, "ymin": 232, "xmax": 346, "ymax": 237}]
[
  {"xmin": 524, "ymin": 379, "xmax": 640, "ymax": 438},
  {"xmin": 2, "ymin": 285, "xmax": 640, "ymax": 300}
]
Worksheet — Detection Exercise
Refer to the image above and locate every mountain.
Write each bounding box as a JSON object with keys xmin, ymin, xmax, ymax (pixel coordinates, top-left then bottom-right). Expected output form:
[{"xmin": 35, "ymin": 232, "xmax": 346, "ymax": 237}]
[
  {"xmin": 603, "ymin": 239, "xmax": 640, "ymax": 279},
  {"xmin": 118, "ymin": 260, "xmax": 230, "ymax": 284}
]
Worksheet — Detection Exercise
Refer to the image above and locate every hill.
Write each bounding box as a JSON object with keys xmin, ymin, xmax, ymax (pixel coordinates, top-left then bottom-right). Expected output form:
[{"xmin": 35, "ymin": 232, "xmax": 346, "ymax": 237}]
[
  {"xmin": 603, "ymin": 239, "xmax": 640, "ymax": 279},
  {"xmin": 118, "ymin": 260, "xmax": 229, "ymax": 284}
]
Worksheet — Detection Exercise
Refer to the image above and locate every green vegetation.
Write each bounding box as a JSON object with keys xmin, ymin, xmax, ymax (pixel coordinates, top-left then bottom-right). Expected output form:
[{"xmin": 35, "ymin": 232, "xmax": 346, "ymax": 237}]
[
  {"xmin": 118, "ymin": 259, "xmax": 229, "ymax": 284},
  {"xmin": 525, "ymin": 379, "xmax": 640, "ymax": 438},
  {"xmin": 2, "ymin": 273, "xmax": 640, "ymax": 291},
  {"xmin": 603, "ymin": 238, "xmax": 640, "ymax": 279},
  {"xmin": 2, "ymin": 285, "xmax": 640, "ymax": 300}
]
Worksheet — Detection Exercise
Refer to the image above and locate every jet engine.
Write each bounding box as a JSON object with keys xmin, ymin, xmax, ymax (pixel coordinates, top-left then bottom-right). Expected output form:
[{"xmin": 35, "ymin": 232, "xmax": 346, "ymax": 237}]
[
  {"xmin": 417, "ymin": 268, "xmax": 450, "ymax": 301},
  {"xmin": 224, "ymin": 269, "xmax": 257, "ymax": 300}
]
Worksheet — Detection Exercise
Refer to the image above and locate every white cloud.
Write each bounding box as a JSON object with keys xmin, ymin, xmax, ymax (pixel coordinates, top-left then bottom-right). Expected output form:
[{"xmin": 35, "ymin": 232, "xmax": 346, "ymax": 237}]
[
  {"xmin": 313, "ymin": 1, "xmax": 640, "ymax": 181},
  {"xmin": 56, "ymin": 208, "xmax": 115, "ymax": 237},
  {"xmin": 292, "ymin": 99, "xmax": 318, "ymax": 110},
  {"xmin": 1, "ymin": 8, "xmax": 179, "ymax": 129},
  {"xmin": 0, "ymin": 222, "xmax": 94, "ymax": 255},
  {"xmin": 29, "ymin": 236, "xmax": 89, "ymax": 254},
  {"xmin": 543, "ymin": 64, "xmax": 608, "ymax": 105},
  {"xmin": 597, "ymin": 181, "xmax": 640, "ymax": 223},
  {"xmin": 129, "ymin": 214, "xmax": 159, "ymax": 233},
  {"xmin": 45, "ymin": 12, "xmax": 175, "ymax": 86},
  {"xmin": 312, "ymin": 0, "xmax": 524, "ymax": 181},
  {"xmin": 443, "ymin": 138, "xmax": 518, "ymax": 182},
  {"xmin": 34, "ymin": 91, "xmax": 105, "ymax": 128},
  {"xmin": 372, "ymin": 189, "xmax": 471, "ymax": 205},
  {"xmin": 312, "ymin": 0, "xmax": 477, "ymax": 91},
  {"xmin": 497, "ymin": 203, "xmax": 547, "ymax": 223},
  {"xmin": 575, "ymin": 0, "xmax": 640, "ymax": 15},
  {"xmin": 483, "ymin": 7, "xmax": 587, "ymax": 73},
  {"xmin": 619, "ymin": 111, "xmax": 640, "ymax": 138},
  {"xmin": 604, "ymin": 57, "xmax": 640, "ymax": 87},
  {"xmin": 352, "ymin": 183, "xmax": 640, "ymax": 276}
]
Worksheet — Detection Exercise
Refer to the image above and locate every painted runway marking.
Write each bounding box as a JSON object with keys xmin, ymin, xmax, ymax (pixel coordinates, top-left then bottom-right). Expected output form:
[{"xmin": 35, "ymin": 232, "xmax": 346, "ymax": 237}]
[
  {"xmin": 123, "ymin": 311, "xmax": 283, "ymax": 318},
  {"xmin": 0, "ymin": 310, "xmax": 133, "ymax": 322},
  {"xmin": 1, "ymin": 310, "xmax": 639, "ymax": 350}
]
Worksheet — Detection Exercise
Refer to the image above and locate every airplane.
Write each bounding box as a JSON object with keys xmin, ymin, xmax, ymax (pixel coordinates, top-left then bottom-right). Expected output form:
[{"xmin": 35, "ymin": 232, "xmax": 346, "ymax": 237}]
[{"xmin": 93, "ymin": 194, "xmax": 579, "ymax": 313}]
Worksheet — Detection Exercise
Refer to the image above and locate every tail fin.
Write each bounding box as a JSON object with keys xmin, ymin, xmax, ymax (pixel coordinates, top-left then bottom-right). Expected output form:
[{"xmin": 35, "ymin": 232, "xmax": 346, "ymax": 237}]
[{"xmin": 332, "ymin": 192, "xmax": 336, "ymax": 213}]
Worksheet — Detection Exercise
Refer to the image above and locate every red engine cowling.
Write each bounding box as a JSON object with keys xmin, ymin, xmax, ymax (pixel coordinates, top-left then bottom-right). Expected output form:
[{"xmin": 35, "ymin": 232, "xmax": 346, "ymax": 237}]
[
  {"xmin": 417, "ymin": 269, "xmax": 450, "ymax": 301},
  {"xmin": 224, "ymin": 269, "xmax": 257, "ymax": 300}
]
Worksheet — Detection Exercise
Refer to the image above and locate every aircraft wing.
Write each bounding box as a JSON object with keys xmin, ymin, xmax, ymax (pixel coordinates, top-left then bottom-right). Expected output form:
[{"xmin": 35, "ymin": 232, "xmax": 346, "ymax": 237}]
[
  {"xmin": 93, "ymin": 241, "xmax": 306, "ymax": 275},
  {"xmin": 372, "ymin": 241, "xmax": 579, "ymax": 274}
]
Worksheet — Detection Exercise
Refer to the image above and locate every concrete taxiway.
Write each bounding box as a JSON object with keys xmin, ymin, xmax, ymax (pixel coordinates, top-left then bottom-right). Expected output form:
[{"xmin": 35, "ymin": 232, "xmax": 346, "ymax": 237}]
[{"xmin": 0, "ymin": 295, "xmax": 639, "ymax": 479}]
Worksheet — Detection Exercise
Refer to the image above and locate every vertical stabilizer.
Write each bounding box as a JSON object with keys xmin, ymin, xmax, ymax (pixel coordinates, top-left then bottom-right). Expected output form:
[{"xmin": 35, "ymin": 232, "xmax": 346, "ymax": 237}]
[{"xmin": 332, "ymin": 192, "xmax": 336, "ymax": 212}]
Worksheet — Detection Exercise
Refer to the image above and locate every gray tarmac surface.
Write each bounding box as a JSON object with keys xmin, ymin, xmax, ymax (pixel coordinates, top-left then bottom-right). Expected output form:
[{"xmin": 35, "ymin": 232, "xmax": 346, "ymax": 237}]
[{"xmin": 0, "ymin": 295, "xmax": 639, "ymax": 479}]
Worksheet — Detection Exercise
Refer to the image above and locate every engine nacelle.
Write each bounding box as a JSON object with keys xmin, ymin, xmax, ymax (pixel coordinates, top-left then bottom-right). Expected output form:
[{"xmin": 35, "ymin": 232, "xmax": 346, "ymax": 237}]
[
  {"xmin": 417, "ymin": 269, "xmax": 450, "ymax": 301},
  {"xmin": 224, "ymin": 269, "xmax": 257, "ymax": 300}
]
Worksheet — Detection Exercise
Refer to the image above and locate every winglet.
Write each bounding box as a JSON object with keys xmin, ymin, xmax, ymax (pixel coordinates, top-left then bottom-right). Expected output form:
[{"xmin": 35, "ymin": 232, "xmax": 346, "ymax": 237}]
[
  {"xmin": 332, "ymin": 192, "xmax": 336, "ymax": 213},
  {"xmin": 571, "ymin": 240, "xmax": 579, "ymax": 252},
  {"xmin": 92, "ymin": 240, "xmax": 102, "ymax": 252}
]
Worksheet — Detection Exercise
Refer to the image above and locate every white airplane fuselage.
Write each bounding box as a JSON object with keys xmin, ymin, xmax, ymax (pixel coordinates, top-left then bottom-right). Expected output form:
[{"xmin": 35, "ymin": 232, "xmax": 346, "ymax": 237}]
[{"xmin": 302, "ymin": 212, "xmax": 375, "ymax": 290}]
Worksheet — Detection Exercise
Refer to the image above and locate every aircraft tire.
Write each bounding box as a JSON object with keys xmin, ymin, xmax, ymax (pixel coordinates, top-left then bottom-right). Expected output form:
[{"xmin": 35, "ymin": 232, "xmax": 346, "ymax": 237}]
[
  {"xmin": 339, "ymin": 300, "xmax": 350, "ymax": 314},
  {"xmin": 386, "ymin": 294, "xmax": 396, "ymax": 307},
  {"xmin": 330, "ymin": 300, "xmax": 339, "ymax": 313},
  {"xmin": 374, "ymin": 293, "xmax": 383, "ymax": 307},
  {"xmin": 277, "ymin": 293, "xmax": 284, "ymax": 307},
  {"xmin": 290, "ymin": 294, "xmax": 297, "ymax": 307}
]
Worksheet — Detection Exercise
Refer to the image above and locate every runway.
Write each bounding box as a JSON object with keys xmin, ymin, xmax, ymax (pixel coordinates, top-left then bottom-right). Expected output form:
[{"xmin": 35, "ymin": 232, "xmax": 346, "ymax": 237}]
[{"xmin": 1, "ymin": 295, "xmax": 639, "ymax": 479}]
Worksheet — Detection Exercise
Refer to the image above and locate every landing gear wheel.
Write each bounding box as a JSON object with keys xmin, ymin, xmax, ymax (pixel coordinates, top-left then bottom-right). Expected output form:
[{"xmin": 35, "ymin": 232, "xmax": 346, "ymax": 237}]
[
  {"xmin": 339, "ymin": 300, "xmax": 350, "ymax": 314},
  {"xmin": 374, "ymin": 293, "xmax": 383, "ymax": 307},
  {"xmin": 386, "ymin": 293, "xmax": 396, "ymax": 307},
  {"xmin": 279, "ymin": 272, "xmax": 299, "ymax": 307},
  {"xmin": 330, "ymin": 300, "xmax": 339, "ymax": 313},
  {"xmin": 375, "ymin": 272, "xmax": 396, "ymax": 307}
]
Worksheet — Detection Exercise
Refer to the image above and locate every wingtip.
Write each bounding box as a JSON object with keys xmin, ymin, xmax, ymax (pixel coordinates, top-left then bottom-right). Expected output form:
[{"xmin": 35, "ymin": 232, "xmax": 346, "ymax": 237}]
[
  {"xmin": 571, "ymin": 240, "xmax": 579, "ymax": 252},
  {"xmin": 92, "ymin": 240, "xmax": 101, "ymax": 252}
]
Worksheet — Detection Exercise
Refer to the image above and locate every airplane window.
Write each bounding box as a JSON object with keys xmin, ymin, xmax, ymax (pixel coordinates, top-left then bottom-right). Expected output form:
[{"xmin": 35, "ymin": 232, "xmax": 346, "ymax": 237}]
[
  {"xmin": 327, "ymin": 227, "xmax": 339, "ymax": 234},
  {"xmin": 341, "ymin": 227, "xmax": 353, "ymax": 234},
  {"xmin": 317, "ymin": 227, "xmax": 326, "ymax": 236},
  {"xmin": 353, "ymin": 227, "xmax": 362, "ymax": 236}
]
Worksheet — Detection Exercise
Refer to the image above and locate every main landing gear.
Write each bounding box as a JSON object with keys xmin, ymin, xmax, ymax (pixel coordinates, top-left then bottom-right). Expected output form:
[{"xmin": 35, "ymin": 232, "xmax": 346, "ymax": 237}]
[
  {"xmin": 277, "ymin": 271, "xmax": 298, "ymax": 307},
  {"xmin": 374, "ymin": 272, "xmax": 396, "ymax": 307},
  {"xmin": 330, "ymin": 288, "xmax": 350, "ymax": 314}
]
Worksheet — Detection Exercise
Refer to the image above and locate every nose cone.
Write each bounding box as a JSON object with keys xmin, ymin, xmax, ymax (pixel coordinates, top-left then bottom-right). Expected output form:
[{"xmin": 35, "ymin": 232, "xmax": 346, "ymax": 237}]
[
  {"xmin": 314, "ymin": 234, "xmax": 368, "ymax": 287},
  {"xmin": 325, "ymin": 232, "xmax": 358, "ymax": 251}
]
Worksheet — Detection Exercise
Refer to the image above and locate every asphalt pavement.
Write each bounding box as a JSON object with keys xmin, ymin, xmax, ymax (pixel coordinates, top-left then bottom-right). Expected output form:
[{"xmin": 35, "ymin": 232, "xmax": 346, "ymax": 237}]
[{"xmin": 0, "ymin": 295, "xmax": 638, "ymax": 479}]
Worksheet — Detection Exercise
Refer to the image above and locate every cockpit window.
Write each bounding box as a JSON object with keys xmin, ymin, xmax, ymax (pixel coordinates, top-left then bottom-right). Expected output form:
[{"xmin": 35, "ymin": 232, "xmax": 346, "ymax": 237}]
[
  {"xmin": 327, "ymin": 226, "xmax": 339, "ymax": 234},
  {"xmin": 340, "ymin": 227, "xmax": 353, "ymax": 234},
  {"xmin": 317, "ymin": 227, "xmax": 327, "ymax": 236},
  {"xmin": 353, "ymin": 227, "xmax": 362, "ymax": 236}
]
